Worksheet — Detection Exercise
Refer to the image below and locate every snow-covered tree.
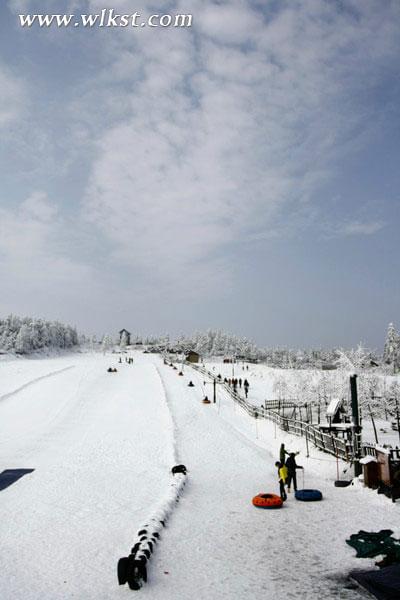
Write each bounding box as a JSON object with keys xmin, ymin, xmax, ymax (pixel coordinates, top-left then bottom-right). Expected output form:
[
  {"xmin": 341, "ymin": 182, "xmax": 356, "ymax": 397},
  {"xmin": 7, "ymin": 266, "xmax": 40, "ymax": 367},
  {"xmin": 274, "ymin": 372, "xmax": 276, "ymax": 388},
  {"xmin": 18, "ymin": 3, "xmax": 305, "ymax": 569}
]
[
  {"xmin": 383, "ymin": 323, "xmax": 399, "ymax": 372},
  {"xmin": 0, "ymin": 314, "xmax": 79, "ymax": 354},
  {"xmin": 120, "ymin": 330, "xmax": 128, "ymax": 351},
  {"xmin": 15, "ymin": 324, "xmax": 32, "ymax": 354},
  {"xmin": 101, "ymin": 335, "xmax": 113, "ymax": 354}
]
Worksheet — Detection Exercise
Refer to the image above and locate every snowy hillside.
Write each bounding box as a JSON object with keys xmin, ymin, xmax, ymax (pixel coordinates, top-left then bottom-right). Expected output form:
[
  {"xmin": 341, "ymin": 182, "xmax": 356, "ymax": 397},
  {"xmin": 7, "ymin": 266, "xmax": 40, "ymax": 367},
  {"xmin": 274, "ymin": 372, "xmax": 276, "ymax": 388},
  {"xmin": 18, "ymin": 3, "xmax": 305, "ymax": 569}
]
[{"xmin": 0, "ymin": 351, "xmax": 399, "ymax": 599}]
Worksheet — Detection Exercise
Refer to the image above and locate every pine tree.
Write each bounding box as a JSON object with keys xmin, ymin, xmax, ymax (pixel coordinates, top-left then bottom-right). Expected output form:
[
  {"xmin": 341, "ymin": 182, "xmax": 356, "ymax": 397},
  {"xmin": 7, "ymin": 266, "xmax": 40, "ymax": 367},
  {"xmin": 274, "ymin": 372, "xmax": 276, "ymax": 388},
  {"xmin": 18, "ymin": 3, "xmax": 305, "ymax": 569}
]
[{"xmin": 383, "ymin": 323, "xmax": 398, "ymax": 367}]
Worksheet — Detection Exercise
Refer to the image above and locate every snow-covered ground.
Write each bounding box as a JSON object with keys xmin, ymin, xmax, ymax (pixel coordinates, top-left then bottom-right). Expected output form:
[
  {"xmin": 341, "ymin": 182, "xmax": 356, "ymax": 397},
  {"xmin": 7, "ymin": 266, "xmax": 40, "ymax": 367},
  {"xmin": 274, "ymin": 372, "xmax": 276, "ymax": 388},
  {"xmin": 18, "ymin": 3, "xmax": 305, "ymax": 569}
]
[{"xmin": 0, "ymin": 351, "xmax": 399, "ymax": 599}]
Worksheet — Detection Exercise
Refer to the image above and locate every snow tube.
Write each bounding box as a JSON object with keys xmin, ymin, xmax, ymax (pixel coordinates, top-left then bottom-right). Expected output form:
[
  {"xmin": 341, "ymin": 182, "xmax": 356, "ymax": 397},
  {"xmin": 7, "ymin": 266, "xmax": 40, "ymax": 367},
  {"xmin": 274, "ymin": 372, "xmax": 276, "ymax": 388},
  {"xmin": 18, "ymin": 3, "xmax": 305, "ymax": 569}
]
[
  {"xmin": 334, "ymin": 480, "xmax": 352, "ymax": 487},
  {"xmin": 295, "ymin": 489, "xmax": 323, "ymax": 502},
  {"xmin": 252, "ymin": 493, "xmax": 283, "ymax": 509}
]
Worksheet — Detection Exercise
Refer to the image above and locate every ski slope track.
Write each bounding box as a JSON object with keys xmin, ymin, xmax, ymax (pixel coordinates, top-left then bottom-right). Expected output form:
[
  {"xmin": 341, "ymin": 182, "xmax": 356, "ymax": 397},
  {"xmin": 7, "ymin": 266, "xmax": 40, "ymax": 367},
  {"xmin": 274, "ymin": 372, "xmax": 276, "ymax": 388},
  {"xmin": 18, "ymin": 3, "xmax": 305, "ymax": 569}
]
[
  {"xmin": 0, "ymin": 351, "xmax": 399, "ymax": 600},
  {"xmin": 0, "ymin": 365, "xmax": 75, "ymax": 404},
  {"xmin": 117, "ymin": 363, "xmax": 187, "ymax": 591}
]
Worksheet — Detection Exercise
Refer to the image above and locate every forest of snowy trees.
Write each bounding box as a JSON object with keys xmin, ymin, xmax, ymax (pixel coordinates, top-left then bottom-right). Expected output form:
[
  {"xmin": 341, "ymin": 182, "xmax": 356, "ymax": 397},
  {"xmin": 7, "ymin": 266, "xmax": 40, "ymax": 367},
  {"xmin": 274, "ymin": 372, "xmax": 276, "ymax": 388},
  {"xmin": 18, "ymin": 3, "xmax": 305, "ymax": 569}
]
[
  {"xmin": 2, "ymin": 313, "xmax": 399, "ymax": 377},
  {"xmin": 127, "ymin": 329, "xmax": 382, "ymax": 371},
  {"xmin": 0, "ymin": 315, "xmax": 79, "ymax": 354}
]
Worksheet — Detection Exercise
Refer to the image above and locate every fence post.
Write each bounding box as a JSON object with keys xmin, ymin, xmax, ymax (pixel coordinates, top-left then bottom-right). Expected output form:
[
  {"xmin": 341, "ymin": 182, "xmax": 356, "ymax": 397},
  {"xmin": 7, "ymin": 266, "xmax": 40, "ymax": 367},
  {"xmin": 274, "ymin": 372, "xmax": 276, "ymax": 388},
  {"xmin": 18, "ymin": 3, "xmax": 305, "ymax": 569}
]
[{"xmin": 305, "ymin": 425, "xmax": 310, "ymax": 457}]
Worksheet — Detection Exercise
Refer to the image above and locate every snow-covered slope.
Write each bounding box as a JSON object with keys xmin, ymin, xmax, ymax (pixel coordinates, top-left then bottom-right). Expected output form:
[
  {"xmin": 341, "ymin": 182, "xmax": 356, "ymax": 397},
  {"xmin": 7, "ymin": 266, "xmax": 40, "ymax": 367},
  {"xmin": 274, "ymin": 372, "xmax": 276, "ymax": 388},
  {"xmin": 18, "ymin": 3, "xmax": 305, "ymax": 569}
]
[{"xmin": 0, "ymin": 352, "xmax": 398, "ymax": 599}]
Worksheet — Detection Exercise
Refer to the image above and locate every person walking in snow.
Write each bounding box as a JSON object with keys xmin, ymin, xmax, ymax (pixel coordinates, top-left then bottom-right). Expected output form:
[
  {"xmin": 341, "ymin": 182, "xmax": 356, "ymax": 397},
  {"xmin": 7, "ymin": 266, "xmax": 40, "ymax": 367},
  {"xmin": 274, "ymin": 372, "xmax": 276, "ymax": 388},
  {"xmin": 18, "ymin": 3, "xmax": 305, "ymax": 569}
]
[
  {"xmin": 285, "ymin": 453, "xmax": 303, "ymax": 493},
  {"xmin": 243, "ymin": 379, "xmax": 249, "ymax": 398},
  {"xmin": 275, "ymin": 461, "xmax": 288, "ymax": 501}
]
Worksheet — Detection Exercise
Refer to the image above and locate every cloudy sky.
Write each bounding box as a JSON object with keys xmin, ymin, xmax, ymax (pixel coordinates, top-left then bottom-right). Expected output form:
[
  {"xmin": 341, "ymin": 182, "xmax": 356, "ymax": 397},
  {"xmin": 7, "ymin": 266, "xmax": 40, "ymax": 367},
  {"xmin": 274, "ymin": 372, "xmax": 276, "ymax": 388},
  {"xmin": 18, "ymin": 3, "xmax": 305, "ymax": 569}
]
[{"xmin": 0, "ymin": 0, "xmax": 399, "ymax": 348}]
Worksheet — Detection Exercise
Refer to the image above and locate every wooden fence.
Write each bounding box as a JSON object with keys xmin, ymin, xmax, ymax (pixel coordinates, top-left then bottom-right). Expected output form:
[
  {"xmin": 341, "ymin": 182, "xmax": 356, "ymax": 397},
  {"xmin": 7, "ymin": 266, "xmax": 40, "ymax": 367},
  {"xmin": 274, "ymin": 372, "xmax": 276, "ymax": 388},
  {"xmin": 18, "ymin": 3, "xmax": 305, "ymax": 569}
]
[{"xmin": 187, "ymin": 362, "xmax": 385, "ymax": 463}]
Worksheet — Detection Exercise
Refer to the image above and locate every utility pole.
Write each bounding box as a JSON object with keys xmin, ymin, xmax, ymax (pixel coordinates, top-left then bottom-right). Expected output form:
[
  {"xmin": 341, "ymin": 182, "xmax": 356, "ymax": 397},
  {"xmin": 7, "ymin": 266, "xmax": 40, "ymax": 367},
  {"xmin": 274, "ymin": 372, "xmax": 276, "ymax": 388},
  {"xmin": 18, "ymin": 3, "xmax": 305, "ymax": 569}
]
[
  {"xmin": 203, "ymin": 377, "xmax": 223, "ymax": 404},
  {"xmin": 350, "ymin": 374, "xmax": 362, "ymax": 477}
]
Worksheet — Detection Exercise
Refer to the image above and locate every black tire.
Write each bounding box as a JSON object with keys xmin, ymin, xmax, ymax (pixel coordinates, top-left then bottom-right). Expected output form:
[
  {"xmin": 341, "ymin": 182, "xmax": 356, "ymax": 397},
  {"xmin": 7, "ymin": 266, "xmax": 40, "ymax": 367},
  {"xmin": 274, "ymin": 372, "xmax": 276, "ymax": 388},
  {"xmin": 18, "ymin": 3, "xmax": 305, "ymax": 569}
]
[
  {"xmin": 117, "ymin": 557, "xmax": 129, "ymax": 585},
  {"xmin": 334, "ymin": 480, "xmax": 352, "ymax": 487}
]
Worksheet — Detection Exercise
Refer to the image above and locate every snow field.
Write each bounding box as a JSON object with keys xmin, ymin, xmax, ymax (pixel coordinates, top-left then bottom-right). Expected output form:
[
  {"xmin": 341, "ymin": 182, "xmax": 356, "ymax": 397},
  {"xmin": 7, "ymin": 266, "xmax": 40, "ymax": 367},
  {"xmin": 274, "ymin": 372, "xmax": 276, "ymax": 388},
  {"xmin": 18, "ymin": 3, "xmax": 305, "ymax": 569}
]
[
  {"xmin": 0, "ymin": 353, "xmax": 79, "ymax": 400},
  {"xmin": 0, "ymin": 353, "xmax": 176, "ymax": 599},
  {"xmin": 0, "ymin": 351, "xmax": 399, "ymax": 600}
]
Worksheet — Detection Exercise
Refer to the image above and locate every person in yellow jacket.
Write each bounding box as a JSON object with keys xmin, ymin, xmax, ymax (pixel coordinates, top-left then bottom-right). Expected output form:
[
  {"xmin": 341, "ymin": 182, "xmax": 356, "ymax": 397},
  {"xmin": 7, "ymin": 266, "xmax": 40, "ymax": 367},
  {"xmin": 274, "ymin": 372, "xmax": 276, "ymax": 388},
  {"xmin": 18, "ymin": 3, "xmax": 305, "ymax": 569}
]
[{"xmin": 275, "ymin": 461, "xmax": 288, "ymax": 501}]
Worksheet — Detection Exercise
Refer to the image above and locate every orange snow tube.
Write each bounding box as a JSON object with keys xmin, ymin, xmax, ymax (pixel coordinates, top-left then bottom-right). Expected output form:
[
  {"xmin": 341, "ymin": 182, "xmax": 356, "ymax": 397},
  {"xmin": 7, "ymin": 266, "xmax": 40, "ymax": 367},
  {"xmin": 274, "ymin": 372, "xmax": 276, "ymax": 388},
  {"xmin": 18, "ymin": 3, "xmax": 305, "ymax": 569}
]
[{"xmin": 252, "ymin": 493, "xmax": 283, "ymax": 509}]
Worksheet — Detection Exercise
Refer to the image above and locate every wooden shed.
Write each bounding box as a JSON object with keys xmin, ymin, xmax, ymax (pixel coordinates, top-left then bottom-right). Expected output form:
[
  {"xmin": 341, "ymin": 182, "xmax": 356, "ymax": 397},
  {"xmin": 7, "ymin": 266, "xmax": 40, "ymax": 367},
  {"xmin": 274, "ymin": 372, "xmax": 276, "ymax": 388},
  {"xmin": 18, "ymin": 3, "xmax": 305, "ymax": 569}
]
[{"xmin": 186, "ymin": 351, "xmax": 200, "ymax": 363}]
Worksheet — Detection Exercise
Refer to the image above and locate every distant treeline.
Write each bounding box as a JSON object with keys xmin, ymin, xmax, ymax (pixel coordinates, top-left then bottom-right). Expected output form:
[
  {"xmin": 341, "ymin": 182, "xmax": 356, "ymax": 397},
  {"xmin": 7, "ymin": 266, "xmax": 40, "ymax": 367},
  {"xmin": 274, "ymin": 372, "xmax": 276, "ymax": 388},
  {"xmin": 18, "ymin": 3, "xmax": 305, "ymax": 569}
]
[
  {"xmin": 0, "ymin": 315, "xmax": 79, "ymax": 354},
  {"xmin": 126, "ymin": 329, "xmax": 382, "ymax": 371}
]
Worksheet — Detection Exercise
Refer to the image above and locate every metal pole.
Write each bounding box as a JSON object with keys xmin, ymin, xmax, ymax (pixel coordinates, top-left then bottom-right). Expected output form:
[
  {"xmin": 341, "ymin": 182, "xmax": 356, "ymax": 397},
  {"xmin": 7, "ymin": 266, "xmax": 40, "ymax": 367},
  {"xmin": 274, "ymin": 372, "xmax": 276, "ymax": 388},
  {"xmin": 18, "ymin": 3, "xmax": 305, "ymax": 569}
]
[
  {"xmin": 305, "ymin": 425, "xmax": 310, "ymax": 458},
  {"xmin": 368, "ymin": 404, "xmax": 379, "ymax": 444},
  {"xmin": 396, "ymin": 399, "xmax": 400, "ymax": 445},
  {"xmin": 350, "ymin": 374, "xmax": 362, "ymax": 477},
  {"xmin": 336, "ymin": 447, "xmax": 339, "ymax": 480},
  {"xmin": 213, "ymin": 378, "xmax": 216, "ymax": 404}
]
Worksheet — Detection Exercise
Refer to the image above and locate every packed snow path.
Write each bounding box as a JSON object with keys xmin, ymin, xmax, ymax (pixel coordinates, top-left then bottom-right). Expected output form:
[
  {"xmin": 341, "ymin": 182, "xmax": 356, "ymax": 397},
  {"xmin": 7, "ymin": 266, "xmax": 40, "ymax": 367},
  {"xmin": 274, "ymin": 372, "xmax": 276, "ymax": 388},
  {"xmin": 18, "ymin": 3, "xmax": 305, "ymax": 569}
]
[
  {"xmin": 0, "ymin": 354, "xmax": 175, "ymax": 599},
  {"xmin": 0, "ymin": 352, "xmax": 398, "ymax": 599}
]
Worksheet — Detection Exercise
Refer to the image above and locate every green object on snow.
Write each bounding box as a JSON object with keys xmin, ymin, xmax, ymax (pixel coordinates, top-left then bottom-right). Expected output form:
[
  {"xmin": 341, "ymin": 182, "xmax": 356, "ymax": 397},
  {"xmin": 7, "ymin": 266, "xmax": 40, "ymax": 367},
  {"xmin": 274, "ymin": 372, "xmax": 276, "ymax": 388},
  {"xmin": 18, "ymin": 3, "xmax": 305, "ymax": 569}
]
[{"xmin": 346, "ymin": 530, "xmax": 400, "ymax": 564}]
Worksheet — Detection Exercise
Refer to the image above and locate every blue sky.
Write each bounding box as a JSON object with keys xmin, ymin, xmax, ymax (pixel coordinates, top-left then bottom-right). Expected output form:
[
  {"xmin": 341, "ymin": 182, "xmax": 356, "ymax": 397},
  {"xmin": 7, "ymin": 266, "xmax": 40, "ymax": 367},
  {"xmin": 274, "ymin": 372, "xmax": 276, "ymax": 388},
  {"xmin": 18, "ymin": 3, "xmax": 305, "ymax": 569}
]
[{"xmin": 0, "ymin": 0, "xmax": 399, "ymax": 349}]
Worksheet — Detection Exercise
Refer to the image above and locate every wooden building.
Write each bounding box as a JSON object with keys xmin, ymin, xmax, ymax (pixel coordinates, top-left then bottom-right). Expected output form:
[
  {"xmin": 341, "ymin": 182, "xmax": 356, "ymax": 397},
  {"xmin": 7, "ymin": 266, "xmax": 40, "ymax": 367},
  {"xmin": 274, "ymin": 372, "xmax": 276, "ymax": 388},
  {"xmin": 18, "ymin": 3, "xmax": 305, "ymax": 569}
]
[{"xmin": 186, "ymin": 350, "xmax": 200, "ymax": 363}]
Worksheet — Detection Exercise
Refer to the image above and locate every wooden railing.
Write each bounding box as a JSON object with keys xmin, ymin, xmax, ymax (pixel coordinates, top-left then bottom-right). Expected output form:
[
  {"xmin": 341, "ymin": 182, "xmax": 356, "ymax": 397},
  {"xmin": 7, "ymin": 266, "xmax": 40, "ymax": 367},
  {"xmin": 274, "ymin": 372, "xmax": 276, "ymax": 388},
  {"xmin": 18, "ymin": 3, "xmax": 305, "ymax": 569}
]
[{"xmin": 187, "ymin": 362, "xmax": 390, "ymax": 463}]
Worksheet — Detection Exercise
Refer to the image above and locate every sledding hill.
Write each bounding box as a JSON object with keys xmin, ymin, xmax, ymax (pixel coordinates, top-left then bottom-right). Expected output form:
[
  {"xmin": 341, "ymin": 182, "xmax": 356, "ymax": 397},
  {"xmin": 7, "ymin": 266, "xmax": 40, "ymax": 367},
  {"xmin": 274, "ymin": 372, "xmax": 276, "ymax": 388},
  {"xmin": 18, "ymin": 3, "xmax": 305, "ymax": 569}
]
[{"xmin": 0, "ymin": 351, "xmax": 398, "ymax": 599}]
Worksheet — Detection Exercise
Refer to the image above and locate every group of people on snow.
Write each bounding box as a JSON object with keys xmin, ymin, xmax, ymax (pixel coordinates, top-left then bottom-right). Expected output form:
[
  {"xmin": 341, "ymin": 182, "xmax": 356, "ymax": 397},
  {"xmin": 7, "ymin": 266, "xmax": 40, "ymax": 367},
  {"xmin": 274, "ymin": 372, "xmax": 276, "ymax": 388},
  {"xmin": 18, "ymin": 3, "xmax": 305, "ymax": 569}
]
[
  {"xmin": 275, "ymin": 443, "xmax": 303, "ymax": 501},
  {"xmin": 118, "ymin": 356, "xmax": 133, "ymax": 364},
  {"xmin": 216, "ymin": 374, "xmax": 250, "ymax": 397}
]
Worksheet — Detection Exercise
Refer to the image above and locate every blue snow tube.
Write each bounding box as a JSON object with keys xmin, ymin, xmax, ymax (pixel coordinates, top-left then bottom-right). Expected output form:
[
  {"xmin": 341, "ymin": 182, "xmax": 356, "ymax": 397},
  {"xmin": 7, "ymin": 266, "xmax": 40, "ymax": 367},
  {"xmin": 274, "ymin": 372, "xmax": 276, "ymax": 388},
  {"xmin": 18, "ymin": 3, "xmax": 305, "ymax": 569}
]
[{"xmin": 295, "ymin": 489, "xmax": 323, "ymax": 502}]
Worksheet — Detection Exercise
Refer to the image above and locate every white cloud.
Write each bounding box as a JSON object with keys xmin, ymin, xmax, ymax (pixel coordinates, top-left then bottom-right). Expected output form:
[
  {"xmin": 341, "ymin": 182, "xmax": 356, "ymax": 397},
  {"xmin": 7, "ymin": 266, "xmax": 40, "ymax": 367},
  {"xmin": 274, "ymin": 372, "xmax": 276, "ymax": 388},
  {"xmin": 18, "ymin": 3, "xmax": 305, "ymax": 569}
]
[
  {"xmin": 21, "ymin": 191, "xmax": 58, "ymax": 222},
  {"xmin": 79, "ymin": 0, "xmax": 399, "ymax": 293},
  {"xmin": 7, "ymin": 0, "xmax": 32, "ymax": 13},
  {"xmin": 0, "ymin": 193, "xmax": 90, "ymax": 285},
  {"xmin": 0, "ymin": 65, "xmax": 26, "ymax": 127},
  {"xmin": 3, "ymin": 0, "xmax": 398, "ymax": 303},
  {"xmin": 333, "ymin": 220, "xmax": 385, "ymax": 237}
]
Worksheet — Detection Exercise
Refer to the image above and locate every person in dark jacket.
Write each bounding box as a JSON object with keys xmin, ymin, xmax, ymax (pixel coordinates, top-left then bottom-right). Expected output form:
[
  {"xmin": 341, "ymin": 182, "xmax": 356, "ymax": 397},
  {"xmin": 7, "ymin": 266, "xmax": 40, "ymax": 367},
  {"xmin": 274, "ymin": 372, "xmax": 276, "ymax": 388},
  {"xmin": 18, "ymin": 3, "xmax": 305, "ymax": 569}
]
[
  {"xmin": 279, "ymin": 443, "xmax": 290, "ymax": 465},
  {"xmin": 285, "ymin": 452, "xmax": 303, "ymax": 492}
]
